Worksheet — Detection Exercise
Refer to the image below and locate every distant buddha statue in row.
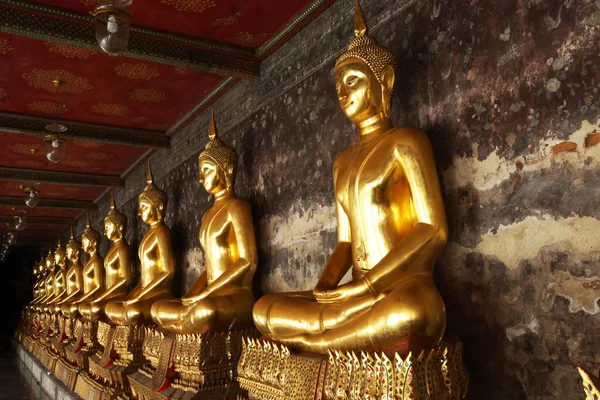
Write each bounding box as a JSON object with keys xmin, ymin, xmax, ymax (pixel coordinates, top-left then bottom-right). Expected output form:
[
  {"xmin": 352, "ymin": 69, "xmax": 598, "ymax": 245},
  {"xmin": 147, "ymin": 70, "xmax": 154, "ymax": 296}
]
[
  {"xmin": 69, "ymin": 216, "xmax": 104, "ymax": 319},
  {"xmin": 58, "ymin": 229, "xmax": 84, "ymax": 316},
  {"xmin": 253, "ymin": 0, "xmax": 448, "ymax": 353},
  {"xmin": 48, "ymin": 241, "xmax": 68, "ymax": 315},
  {"xmin": 151, "ymin": 111, "xmax": 258, "ymax": 334},
  {"xmin": 79, "ymin": 193, "xmax": 132, "ymax": 322},
  {"xmin": 33, "ymin": 250, "xmax": 55, "ymax": 313},
  {"xmin": 105, "ymin": 164, "xmax": 175, "ymax": 326}
]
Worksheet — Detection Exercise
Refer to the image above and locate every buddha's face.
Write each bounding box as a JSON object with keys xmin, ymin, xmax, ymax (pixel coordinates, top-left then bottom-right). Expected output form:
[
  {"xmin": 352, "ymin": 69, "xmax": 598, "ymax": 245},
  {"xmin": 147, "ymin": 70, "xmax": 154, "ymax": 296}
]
[
  {"xmin": 54, "ymin": 250, "xmax": 65, "ymax": 267},
  {"xmin": 198, "ymin": 158, "xmax": 226, "ymax": 194},
  {"xmin": 335, "ymin": 58, "xmax": 383, "ymax": 123},
  {"xmin": 105, "ymin": 220, "xmax": 119, "ymax": 241},
  {"xmin": 45, "ymin": 256, "xmax": 53, "ymax": 270},
  {"xmin": 139, "ymin": 198, "xmax": 159, "ymax": 224},
  {"xmin": 66, "ymin": 245, "xmax": 79, "ymax": 262},
  {"xmin": 82, "ymin": 236, "xmax": 96, "ymax": 254}
]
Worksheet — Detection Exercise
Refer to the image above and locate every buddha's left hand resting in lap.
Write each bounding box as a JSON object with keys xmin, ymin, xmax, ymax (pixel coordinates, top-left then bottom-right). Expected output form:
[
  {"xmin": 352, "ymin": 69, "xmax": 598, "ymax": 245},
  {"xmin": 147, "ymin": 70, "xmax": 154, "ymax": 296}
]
[
  {"xmin": 151, "ymin": 111, "xmax": 258, "ymax": 334},
  {"xmin": 105, "ymin": 164, "xmax": 175, "ymax": 326}
]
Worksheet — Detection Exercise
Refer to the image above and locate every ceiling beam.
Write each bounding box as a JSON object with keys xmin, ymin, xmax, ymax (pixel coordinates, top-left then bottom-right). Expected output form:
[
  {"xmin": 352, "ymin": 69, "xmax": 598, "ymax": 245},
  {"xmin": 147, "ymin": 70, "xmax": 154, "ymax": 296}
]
[
  {"xmin": 0, "ymin": 216, "xmax": 75, "ymax": 226},
  {"xmin": 0, "ymin": 112, "xmax": 170, "ymax": 149},
  {"xmin": 0, "ymin": 196, "xmax": 96, "ymax": 210},
  {"xmin": 0, "ymin": 0, "xmax": 260, "ymax": 78},
  {"xmin": 0, "ymin": 167, "xmax": 124, "ymax": 187}
]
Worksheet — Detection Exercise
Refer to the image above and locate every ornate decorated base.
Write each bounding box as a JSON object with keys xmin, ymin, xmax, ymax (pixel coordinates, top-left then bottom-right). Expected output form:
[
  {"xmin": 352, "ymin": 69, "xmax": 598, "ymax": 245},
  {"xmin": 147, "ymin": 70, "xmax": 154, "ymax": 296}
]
[
  {"xmin": 76, "ymin": 322, "xmax": 146, "ymax": 399},
  {"xmin": 129, "ymin": 328, "xmax": 257, "ymax": 400},
  {"xmin": 64, "ymin": 319, "xmax": 99, "ymax": 372},
  {"xmin": 238, "ymin": 338, "xmax": 469, "ymax": 400},
  {"xmin": 55, "ymin": 357, "xmax": 80, "ymax": 390}
]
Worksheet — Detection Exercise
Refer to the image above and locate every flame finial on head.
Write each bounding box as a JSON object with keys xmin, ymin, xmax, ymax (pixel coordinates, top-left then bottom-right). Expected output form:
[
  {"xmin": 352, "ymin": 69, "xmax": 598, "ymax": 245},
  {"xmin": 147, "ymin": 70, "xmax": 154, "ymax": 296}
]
[
  {"xmin": 199, "ymin": 109, "xmax": 238, "ymax": 188},
  {"xmin": 82, "ymin": 212, "xmax": 101, "ymax": 244},
  {"xmin": 67, "ymin": 226, "xmax": 80, "ymax": 253},
  {"xmin": 139, "ymin": 161, "xmax": 167, "ymax": 217},
  {"xmin": 336, "ymin": 0, "xmax": 397, "ymax": 85},
  {"xmin": 106, "ymin": 189, "xmax": 127, "ymax": 231}
]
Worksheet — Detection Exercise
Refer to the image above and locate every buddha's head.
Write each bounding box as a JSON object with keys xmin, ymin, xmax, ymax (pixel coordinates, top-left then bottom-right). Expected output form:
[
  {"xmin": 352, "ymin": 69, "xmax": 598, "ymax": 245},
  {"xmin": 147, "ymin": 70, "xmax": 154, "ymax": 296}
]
[
  {"xmin": 105, "ymin": 191, "xmax": 127, "ymax": 241},
  {"xmin": 66, "ymin": 227, "xmax": 81, "ymax": 263},
  {"xmin": 334, "ymin": 0, "xmax": 397, "ymax": 124},
  {"xmin": 198, "ymin": 110, "xmax": 238, "ymax": 196},
  {"xmin": 33, "ymin": 262, "xmax": 39, "ymax": 278},
  {"xmin": 81, "ymin": 214, "xmax": 101, "ymax": 255},
  {"xmin": 138, "ymin": 162, "xmax": 167, "ymax": 225},
  {"xmin": 45, "ymin": 248, "xmax": 53, "ymax": 272},
  {"xmin": 54, "ymin": 239, "xmax": 67, "ymax": 269}
]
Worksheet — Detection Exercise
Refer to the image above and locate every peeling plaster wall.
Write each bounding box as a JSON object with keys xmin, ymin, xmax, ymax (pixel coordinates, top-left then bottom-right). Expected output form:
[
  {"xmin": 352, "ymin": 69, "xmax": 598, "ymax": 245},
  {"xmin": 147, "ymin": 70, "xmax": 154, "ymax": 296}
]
[{"xmin": 64, "ymin": 0, "xmax": 600, "ymax": 398}]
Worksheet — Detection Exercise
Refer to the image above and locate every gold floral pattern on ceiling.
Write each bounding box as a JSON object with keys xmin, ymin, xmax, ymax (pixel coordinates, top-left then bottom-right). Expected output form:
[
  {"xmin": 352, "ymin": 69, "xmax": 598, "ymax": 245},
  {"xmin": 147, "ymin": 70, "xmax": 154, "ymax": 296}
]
[
  {"xmin": 212, "ymin": 14, "xmax": 240, "ymax": 27},
  {"xmin": 132, "ymin": 116, "xmax": 148, "ymax": 122},
  {"xmin": 146, "ymin": 122, "xmax": 170, "ymax": 131},
  {"xmin": 61, "ymin": 159, "xmax": 91, "ymax": 168},
  {"xmin": 45, "ymin": 42, "xmax": 97, "ymax": 59},
  {"xmin": 225, "ymin": 32, "xmax": 270, "ymax": 49},
  {"xmin": 174, "ymin": 67, "xmax": 192, "ymax": 75},
  {"xmin": 28, "ymin": 101, "xmax": 68, "ymax": 115},
  {"xmin": 22, "ymin": 69, "xmax": 93, "ymax": 94},
  {"xmin": 73, "ymin": 141, "xmax": 103, "ymax": 149},
  {"xmin": 92, "ymin": 103, "xmax": 129, "ymax": 116},
  {"xmin": 0, "ymin": 88, "xmax": 7, "ymax": 99},
  {"xmin": 114, "ymin": 63, "xmax": 159, "ymax": 80},
  {"xmin": 13, "ymin": 159, "xmax": 45, "ymax": 169},
  {"xmin": 128, "ymin": 88, "xmax": 167, "ymax": 103},
  {"xmin": 86, "ymin": 152, "xmax": 115, "ymax": 161},
  {"xmin": 62, "ymin": 187, "xmax": 80, "ymax": 193},
  {"xmin": 160, "ymin": 0, "xmax": 216, "ymax": 12},
  {"xmin": 0, "ymin": 38, "xmax": 13, "ymax": 55},
  {"xmin": 79, "ymin": 0, "xmax": 100, "ymax": 5},
  {"xmin": 8, "ymin": 143, "xmax": 43, "ymax": 156}
]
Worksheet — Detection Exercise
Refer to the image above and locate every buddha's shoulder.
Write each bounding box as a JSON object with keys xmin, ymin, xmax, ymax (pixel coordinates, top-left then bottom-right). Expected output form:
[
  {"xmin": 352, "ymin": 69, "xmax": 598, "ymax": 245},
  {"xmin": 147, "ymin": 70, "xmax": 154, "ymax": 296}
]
[
  {"xmin": 383, "ymin": 127, "xmax": 431, "ymax": 149},
  {"xmin": 224, "ymin": 197, "xmax": 252, "ymax": 215}
]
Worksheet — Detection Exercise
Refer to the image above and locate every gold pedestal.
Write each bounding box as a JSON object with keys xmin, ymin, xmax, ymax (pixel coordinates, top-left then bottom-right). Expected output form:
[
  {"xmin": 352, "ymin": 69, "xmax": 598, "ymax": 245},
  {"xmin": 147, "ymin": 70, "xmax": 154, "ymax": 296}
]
[
  {"xmin": 55, "ymin": 357, "xmax": 80, "ymax": 390},
  {"xmin": 129, "ymin": 328, "xmax": 256, "ymax": 400},
  {"xmin": 238, "ymin": 338, "xmax": 469, "ymax": 400},
  {"xmin": 76, "ymin": 322, "xmax": 146, "ymax": 399},
  {"xmin": 579, "ymin": 366, "xmax": 600, "ymax": 399},
  {"xmin": 64, "ymin": 319, "xmax": 99, "ymax": 372}
]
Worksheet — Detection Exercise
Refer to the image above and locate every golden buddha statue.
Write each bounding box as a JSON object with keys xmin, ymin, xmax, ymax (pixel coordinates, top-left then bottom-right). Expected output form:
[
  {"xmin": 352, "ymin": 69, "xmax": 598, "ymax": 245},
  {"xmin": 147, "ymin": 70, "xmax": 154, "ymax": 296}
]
[
  {"xmin": 48, "ymin": 241, "xmax": 68, "ymax": 315},
  {"xmin": 252, "ymin": 0, "xmax": 448, "ymax": 354},
  {"xmin": 29, "ymin": 260, "xmax": 44, "ymax": 306},
  {"xmin": 31, "ymin": 250, "xmax": 53, "ymax": 309},
  {"xmin": 151, "ymin": 111, "xmax": 257, "ymax": 334},
  {"xmin": 69, "ymin": 215, "xmax": 104, "ymax": 318},
  {"xmin": 34, "ymin": 250, "xmax": 56, "ymax": 313},
  {"xmin": 105, "ymin": 164, "xmax": 175, "ymax": 326},
  {"xmin": 79, "ymin": 193, "xmax": 132, "ymax": 321},
  {"xmin": 58, "ymin": 229, "xmax": 84, "ymax": 316}
]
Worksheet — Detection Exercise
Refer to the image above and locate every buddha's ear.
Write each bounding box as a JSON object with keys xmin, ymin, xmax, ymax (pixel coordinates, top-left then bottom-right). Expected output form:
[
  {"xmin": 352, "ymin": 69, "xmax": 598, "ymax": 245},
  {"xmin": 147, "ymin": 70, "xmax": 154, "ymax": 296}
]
[
  {"xmin": 381, "ymin": 65, "xmax": 395, "ymax": 93},
  {"xmin": 380, "ymin": 65, "xmax": 395, "ymax": 118}
]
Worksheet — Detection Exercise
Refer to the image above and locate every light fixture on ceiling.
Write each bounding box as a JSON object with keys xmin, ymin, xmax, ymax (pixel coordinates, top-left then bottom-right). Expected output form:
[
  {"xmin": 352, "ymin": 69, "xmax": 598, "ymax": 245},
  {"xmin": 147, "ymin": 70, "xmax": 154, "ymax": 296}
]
[
  {"xmin": 24, "ymin": 187, "xmax": 40, "ymax": 208},
  {"xmin": 43, "ymin": 80, "xmax": 68, "ymax": 163},
  {"xmin": 91, "ymin": 0, "xmax": 133, "ymax": 56},
  {"xmin": 14, "ymin": 215, "xmax": 26, "ymax": 231},
  {"xmin": 5, "ymin": 232, "xmax": 16, "ymax": 246}
]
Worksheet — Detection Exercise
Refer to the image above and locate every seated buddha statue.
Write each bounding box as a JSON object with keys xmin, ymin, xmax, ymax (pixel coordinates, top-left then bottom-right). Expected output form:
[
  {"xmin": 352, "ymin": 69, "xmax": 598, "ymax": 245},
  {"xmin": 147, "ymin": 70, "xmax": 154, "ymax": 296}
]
[
  {"xmin": 253, "ymin": 0, "xmax": 448, "ymax": 354},
  {"xmin": 34, "ymin": 250, "xmax": 55, "ymax": 313},
  {"xmin": 27, "ymin": 260, "xmax": 44, "ymax": 309},
  {"xmin": 151, "ymin": 111, "xmax": 257, "ymax": 334},
  {"xmin": 79, "ymin": 193, "xmax": 132, "ymax": 321},
  {"xmin": 105, "ymin": 164, "xmax": 175, "ymax": 326},
  {"xmin": 58, "ymin": 229, "xmax": 84, "ymax": 316},
  {"xmin": 31, "ymin": 251, "xmax": 51, "ymax": 308},
  {"xmin": 48, "ymin": 241, "xmax": 68, "ymax": 315},
  {"xmin": 68, "ymin": 216, "xmax": 104, "ymax": 318}
]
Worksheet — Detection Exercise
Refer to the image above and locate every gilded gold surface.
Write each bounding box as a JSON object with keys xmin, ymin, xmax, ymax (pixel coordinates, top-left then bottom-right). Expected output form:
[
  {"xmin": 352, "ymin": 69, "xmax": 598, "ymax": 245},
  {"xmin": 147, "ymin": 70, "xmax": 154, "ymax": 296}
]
[
  {"xmin": 58, "ymin": 229, "xmax": 84, "ymax": 318},
  {"xmin": 72, "ymin": 215, "xmax": 105, "ymax": 319},
  {"xmin": 105, "ymin": 164, "xmax": 175, "ymax": 325},
  {"xmin": 253, "ymin": 0, "xmax": 448, "ymax": 353},
  {"xmin": 151, "ymin": 110, "xmax": 257, "ymax": 334},
  {"xmin": 79, "ymin": 193, "xmax": 132, "ymax": 321},
  {"xmin": 579, "ymin": 366, "xmax": 600, "ymax": 400},
  {"xmin": 238, "ymin": 338, "xmax": 468, "ymax": 400}
]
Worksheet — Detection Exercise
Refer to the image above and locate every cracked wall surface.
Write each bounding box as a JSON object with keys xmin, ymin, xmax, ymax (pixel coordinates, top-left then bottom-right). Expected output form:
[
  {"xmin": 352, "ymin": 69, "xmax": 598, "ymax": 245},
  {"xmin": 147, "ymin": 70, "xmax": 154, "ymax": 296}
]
[{"xmin": 63, "ymin": 0, "xmax": 600, "ymax": 398}]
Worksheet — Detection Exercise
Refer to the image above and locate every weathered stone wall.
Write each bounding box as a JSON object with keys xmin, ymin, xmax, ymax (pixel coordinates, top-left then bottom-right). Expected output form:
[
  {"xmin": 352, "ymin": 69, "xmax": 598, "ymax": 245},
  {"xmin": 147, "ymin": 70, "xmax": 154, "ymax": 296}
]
[{"xmin": 65, "ymin": 0, "xmax": 600, "ymax": 398}]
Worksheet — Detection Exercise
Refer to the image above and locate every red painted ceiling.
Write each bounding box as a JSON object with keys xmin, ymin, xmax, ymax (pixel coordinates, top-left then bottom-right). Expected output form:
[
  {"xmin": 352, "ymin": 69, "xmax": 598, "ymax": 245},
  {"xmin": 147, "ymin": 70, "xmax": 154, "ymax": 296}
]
[
  {"xmin": 0, "ymin": 0, "xmax": 328, "ymax": 245},
  {"xmin": 27, "ymin": 0, "xmax": 314, "ymax": 49},
  {"xmin": 0, "ymin": 33, "xmax": 225, "ymax": 130}
]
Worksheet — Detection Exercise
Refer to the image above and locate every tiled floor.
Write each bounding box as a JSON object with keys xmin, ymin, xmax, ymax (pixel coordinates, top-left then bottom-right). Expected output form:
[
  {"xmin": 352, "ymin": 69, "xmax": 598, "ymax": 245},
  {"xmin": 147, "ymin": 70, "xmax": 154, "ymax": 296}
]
[{"xmin": 0, "ymin": 350, "xmax": 51, "ymax": 400}]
